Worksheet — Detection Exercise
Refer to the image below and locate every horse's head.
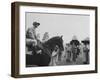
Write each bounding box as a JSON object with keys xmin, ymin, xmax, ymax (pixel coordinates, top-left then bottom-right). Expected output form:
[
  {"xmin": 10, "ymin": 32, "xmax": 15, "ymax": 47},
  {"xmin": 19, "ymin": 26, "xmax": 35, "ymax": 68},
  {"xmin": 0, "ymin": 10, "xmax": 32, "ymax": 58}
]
[
  {"xmin": 44, "ymin": 36, "xmax": 64, "ymax": 52},
  {"xmin": 55, "ymin": 36, "xmax": 64, "ymax": 51}
]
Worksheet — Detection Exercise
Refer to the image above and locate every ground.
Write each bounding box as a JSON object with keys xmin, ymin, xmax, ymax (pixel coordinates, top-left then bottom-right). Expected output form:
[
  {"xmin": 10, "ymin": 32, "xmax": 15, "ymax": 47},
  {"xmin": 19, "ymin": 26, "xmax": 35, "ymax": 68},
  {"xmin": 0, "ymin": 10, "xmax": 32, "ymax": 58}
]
[{"xmin": 57, "ymin": 54, "xmax": 86, "ymax": 66}]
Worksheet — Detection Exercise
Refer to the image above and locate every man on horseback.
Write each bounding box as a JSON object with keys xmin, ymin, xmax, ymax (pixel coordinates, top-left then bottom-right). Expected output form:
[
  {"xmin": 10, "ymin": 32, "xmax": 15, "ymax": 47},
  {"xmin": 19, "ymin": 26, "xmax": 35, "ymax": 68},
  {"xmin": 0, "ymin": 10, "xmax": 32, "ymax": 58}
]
[{"xmin": 26, "ymin": 21, "xmax": 42, "ymax": 54}]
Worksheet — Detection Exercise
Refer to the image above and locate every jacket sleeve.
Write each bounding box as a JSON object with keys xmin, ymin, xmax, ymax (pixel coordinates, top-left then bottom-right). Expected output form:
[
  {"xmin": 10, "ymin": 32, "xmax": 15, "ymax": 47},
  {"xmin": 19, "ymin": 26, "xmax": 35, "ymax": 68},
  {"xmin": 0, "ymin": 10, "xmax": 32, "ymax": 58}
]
[{"xmin": 26, "ymin": 38, "xmax": 37, "ymax": 46}]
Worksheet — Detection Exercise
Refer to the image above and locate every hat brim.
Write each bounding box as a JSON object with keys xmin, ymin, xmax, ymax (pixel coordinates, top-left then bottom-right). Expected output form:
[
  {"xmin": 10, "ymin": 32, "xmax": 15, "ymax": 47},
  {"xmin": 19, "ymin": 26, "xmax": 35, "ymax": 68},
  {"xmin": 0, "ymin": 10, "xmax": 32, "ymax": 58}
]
[
  {"xmin": 81, "ymin": 40, "xmax": 89, "ymax": 45},
  {"xmin": 70, "ymin": 40, "xmax": 80, "ymax": 45}
]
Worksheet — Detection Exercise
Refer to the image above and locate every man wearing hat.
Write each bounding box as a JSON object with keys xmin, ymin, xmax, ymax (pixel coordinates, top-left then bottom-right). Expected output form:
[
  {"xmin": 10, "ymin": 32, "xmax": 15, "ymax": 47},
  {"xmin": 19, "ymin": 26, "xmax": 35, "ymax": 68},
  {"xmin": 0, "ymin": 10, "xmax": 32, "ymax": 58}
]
[
  {"xmin": 70, "ymin": 36, "xmax": 80, "ymax": 63},
  {"xmin": 81, "ymin": 37, "xmax": 90, "ymax": 64},
  {"xmin": 26, "ymin": 21, "xmax": 42, "ymax": 54}
]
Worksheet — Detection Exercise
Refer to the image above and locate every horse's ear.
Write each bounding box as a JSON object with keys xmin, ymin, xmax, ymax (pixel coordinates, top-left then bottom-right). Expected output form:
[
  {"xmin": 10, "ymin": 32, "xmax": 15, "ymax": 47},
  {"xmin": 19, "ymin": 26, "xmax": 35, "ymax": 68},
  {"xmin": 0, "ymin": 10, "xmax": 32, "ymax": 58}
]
[{"xmin": 61, "ymin": 35, "xmax": 63, "ymax": 38}]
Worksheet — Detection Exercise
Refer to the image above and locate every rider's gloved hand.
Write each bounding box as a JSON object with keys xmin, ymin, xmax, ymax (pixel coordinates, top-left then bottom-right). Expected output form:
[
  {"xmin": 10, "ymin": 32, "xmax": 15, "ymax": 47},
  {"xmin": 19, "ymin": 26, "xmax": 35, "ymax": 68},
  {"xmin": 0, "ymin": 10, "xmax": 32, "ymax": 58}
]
[{"xmin": 37, "ymin": 50, "xmax": 42, "ymax": 54}]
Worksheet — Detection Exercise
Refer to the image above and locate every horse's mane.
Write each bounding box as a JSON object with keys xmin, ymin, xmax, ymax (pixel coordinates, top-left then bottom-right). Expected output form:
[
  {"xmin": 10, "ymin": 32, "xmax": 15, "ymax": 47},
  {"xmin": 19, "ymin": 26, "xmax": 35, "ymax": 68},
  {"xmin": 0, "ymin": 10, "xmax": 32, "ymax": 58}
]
[
  {"xmin": 44, "ymin": 36, "xmax": 60, "ymax": 44},
  {"xmin": 42, "ymin": 36, "xmax": 61, "ymax": 52}
]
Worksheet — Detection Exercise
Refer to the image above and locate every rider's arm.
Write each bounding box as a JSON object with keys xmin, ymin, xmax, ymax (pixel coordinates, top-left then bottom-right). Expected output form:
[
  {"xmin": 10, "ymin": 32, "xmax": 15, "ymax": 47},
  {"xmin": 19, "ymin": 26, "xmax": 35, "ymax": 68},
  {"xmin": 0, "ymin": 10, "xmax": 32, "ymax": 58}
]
[{"xmin": 26, "ymin": 38, "xmax": 37, "ymax": 46}]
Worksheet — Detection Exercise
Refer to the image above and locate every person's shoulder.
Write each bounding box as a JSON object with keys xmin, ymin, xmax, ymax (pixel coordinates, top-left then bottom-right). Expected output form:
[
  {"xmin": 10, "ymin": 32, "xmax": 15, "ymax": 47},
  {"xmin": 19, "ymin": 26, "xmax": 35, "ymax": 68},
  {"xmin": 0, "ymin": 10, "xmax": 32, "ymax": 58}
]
[
  {"xmin": 27, "ymin": 27, "xmax": 33, "ymax": 30},
  {"xmin": 26, "ymin": 27, "xmax": 34, "ymax": 33}
]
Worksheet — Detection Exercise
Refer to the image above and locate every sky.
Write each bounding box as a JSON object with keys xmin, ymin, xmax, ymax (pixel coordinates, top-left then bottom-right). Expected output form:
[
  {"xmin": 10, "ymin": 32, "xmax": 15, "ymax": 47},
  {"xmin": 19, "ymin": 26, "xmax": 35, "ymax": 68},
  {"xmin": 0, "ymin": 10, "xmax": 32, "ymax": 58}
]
[{"xmin": 25, "ymin": 12, "xmax": 90, "ymax": 44}]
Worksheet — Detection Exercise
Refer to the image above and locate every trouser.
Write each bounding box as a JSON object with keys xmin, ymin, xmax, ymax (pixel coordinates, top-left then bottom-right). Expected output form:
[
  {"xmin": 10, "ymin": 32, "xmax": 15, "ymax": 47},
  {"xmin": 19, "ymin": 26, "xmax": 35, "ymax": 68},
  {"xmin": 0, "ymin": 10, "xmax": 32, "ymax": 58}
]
[{"xmin": 73, "ymin": 53, "xmax": 77, "ymax": 62}]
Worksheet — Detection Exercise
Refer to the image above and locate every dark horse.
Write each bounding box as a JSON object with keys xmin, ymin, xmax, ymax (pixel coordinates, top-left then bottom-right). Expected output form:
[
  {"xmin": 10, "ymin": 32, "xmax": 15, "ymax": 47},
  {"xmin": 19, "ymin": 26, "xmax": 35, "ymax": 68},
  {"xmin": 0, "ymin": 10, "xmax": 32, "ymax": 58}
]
[{"xmin": 26, "ymin": 36, "xmax": 64, "ymax": 67}]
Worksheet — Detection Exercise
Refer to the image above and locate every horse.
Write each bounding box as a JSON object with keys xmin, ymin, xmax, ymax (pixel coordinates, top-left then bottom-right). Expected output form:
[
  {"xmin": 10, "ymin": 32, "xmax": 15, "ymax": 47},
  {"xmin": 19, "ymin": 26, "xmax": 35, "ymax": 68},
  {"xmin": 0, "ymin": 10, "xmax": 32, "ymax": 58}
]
[{"xmin": 26, "ymin": 36, "xmax": 64, "ymax": 67}]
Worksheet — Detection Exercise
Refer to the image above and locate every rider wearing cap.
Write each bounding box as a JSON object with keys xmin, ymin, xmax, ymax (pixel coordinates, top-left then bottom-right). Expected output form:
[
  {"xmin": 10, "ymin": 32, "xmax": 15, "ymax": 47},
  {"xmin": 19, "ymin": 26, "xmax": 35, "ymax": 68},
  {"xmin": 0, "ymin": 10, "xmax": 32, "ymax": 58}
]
[{"xmin": 26, "ymin": 21, "xmax": 42, "ymax": 54}]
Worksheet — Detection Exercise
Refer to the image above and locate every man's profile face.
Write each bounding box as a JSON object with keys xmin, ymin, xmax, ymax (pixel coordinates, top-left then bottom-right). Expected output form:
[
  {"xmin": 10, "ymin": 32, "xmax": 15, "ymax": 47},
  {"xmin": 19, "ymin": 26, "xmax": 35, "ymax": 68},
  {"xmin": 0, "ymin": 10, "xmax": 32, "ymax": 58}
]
[
  {"xmin": 33, "ymin": 24, "xmax": 38, "ymax": 29},
  {"xmin": 34, "ymin": 24, "xmax": 39, "ymax": 28}
]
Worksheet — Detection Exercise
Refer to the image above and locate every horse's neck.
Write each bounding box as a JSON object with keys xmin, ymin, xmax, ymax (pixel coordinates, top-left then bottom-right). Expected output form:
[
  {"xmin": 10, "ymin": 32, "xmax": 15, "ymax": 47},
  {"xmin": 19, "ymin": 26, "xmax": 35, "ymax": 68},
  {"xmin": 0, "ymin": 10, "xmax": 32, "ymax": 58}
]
[
  {"xmin": 44, "ymin": 37, "xmax": 60, "ymax": 53},
  {"xmin": 44, "ymin": 42, "xmax": 55, "ymax": 53}
]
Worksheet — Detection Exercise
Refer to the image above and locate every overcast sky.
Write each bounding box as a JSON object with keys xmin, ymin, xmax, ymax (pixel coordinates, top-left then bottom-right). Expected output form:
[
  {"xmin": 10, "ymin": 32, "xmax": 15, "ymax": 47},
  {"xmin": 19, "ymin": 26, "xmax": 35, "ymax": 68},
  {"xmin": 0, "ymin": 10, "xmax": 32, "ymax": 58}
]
[{"xmin": 25, "ymin": 12, "xmax": 90, "ymax": 43}]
